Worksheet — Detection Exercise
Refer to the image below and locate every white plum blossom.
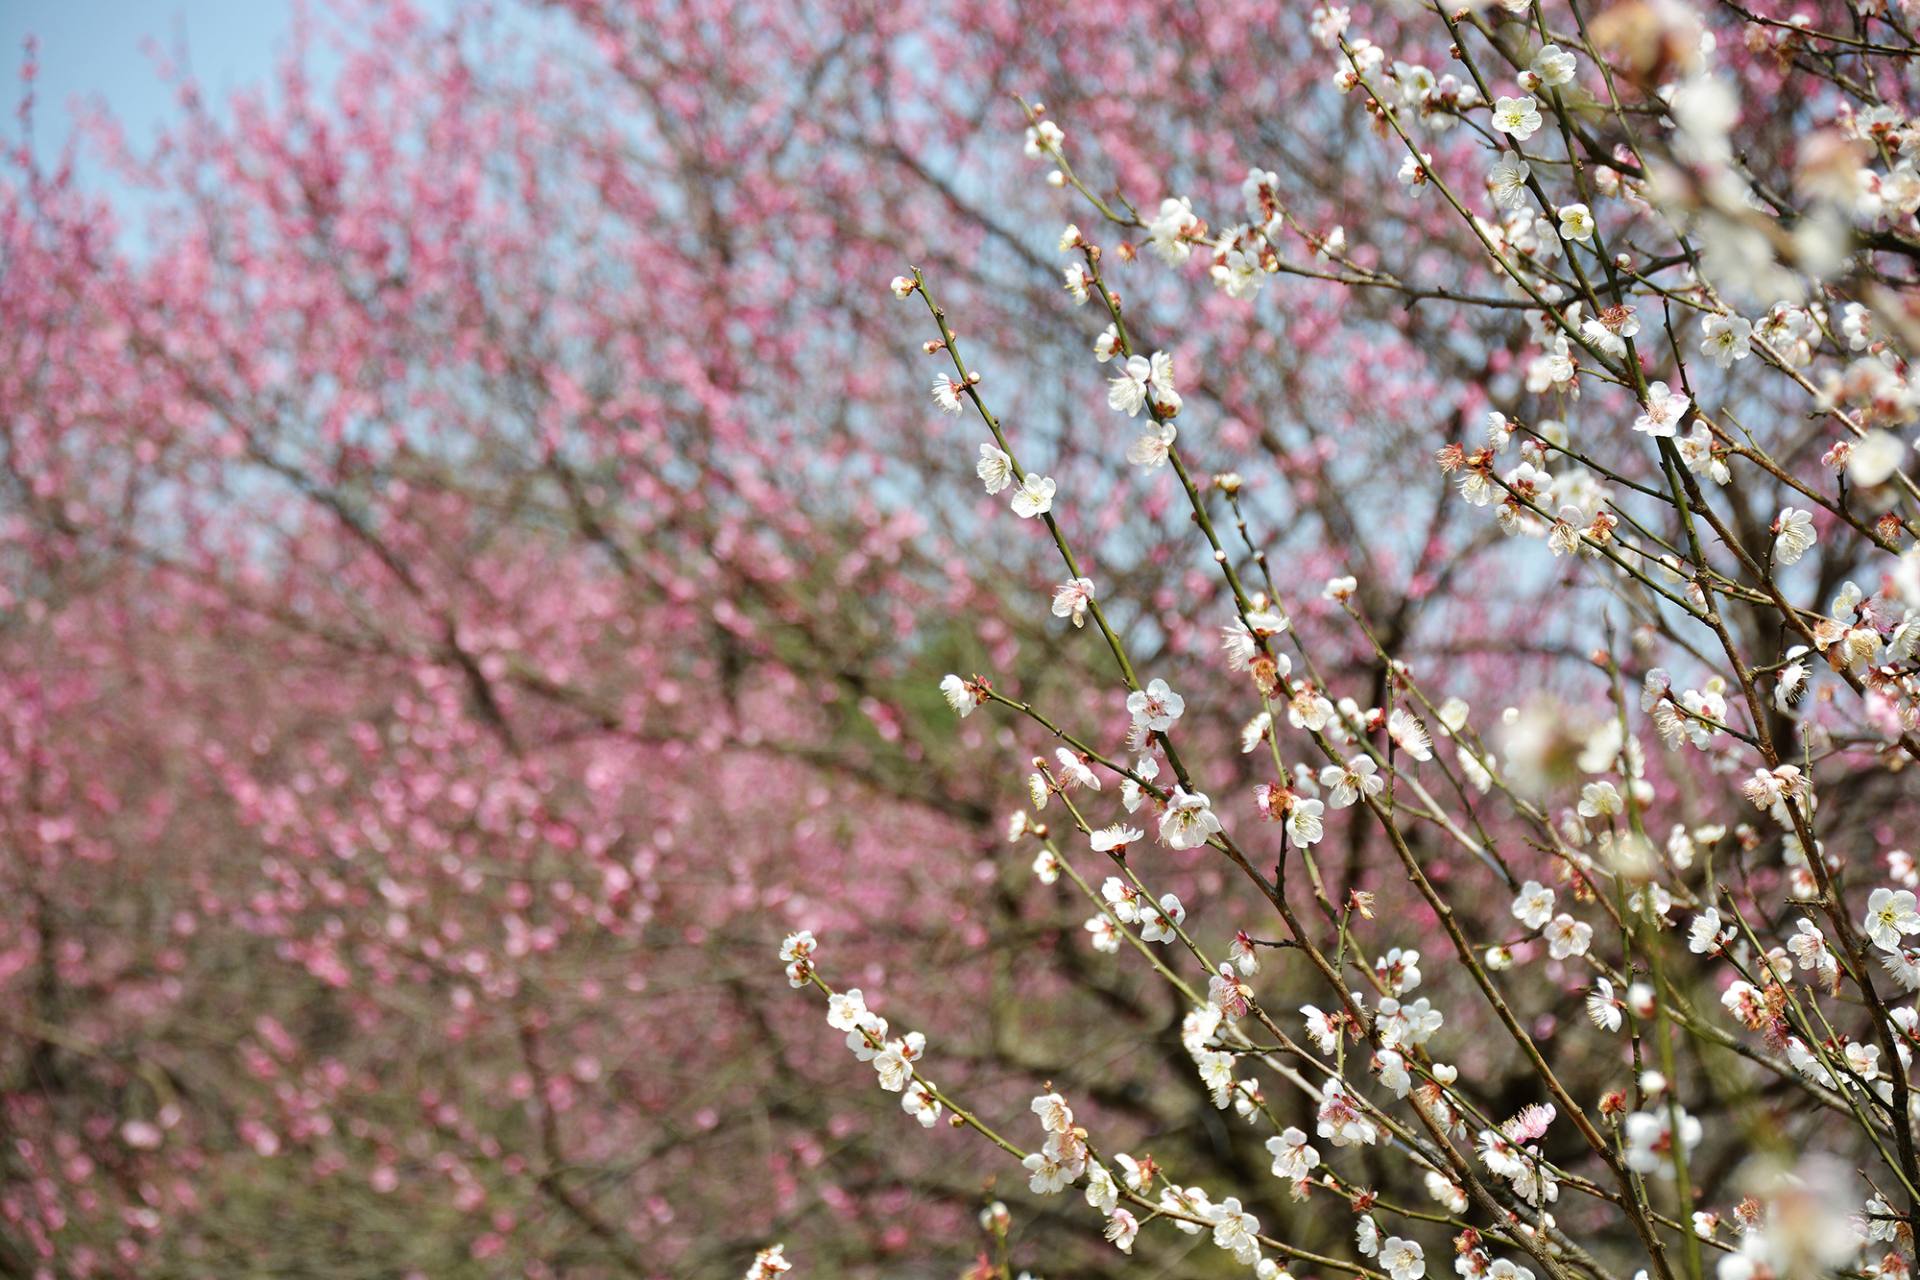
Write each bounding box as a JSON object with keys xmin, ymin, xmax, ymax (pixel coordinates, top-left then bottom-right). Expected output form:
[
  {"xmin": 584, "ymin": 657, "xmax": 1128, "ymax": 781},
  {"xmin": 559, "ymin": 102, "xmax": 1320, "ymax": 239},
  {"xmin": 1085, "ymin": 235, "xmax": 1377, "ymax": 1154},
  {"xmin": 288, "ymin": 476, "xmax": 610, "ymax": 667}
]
[
  {"xmin": 1865, "ymin": 888, "xmax": 1920, "ymax": 951},
  {"xmin": 1788, "ymin": 919, "xmax": 1839, "ymax": 987},
  {"xmin": 1320, "ymin": 755, "xmax": 1383, "ymax": 808},
  {"xmin": 1051, "ymin": 577, "xmax": 1096, "ymax": 628},
  {"xmin": 1288, "ymin": 797, "xmax": 1327, "ymax": 847},
  {"xmin": 1302, "ymin": 1004, "xmax": 1343, "ymax": 1055},
  {"xmin": 1195, "ymin": 1049, "xmax": 1237, "ymax": 1106},
  {"xmin": 1882, "ymin": 946, "xmax": 1920, "ymax": 991},
  {"xmin": 1311, "ymin": 5, "xmax": 1350, "ymax": 47},
  {"xmin": 940, "ymin": 674, "xmax": 980, "ymax": 717},
  {"xmin": 1397, "ymin": 151, "xmax": 1434, "ymax": 197},
  {"xmin": 1375, "ymin": 947, "xmax": 1422, "ymax": 994},
  {"xmin": 1678, "ymin": 423, "xmax": 1729, "ymax": 485},
  {"xmin": 1527, "ymin": 336, "xmax": 1576, "ymax": 392},
  {"xmin": 1209, "ymin": 963, "xmax": 1254, "ymax": 1018},
  {"xmin": 1634, "ymin": 382, "xmax": 1691, "ymax": 438},
  {"xmin": 1492, "ymin": 95, "xmax": 1543, "ymax": 140},
  {"xmin": 1127, "ymin": 678, "xmax": 1186, "ymax": 731},
  {"xmin": 1424, "ymin": 1171, "xmax": 1468, "ymax": 1214},
  {"xmin": 1376, "ymin": 996, "xmax": 1442, "ymax": 1049},
  {"xmin": 1512, "ymin": 880, "xmax": 1556, "ymax": 930},
  {"xmin": 1545, "ymin": 913, "xmax": 1593, "ymax": 958},
  {"xmin": 1266, "ymin": 1126, "xmax": 1322, "ymax": 1181},
  {"xmin": 826, "ymin": 988, "xmax": 869, "ymax": 1031},
  {"xmin": 1587, "ymin": 978, "xmax": 1623, "ymax": 1032},
  {"xmin": 1114, "ymin": 1152, "xmax": 1156, "ymax": 1193},
  {"xmin": 1376, "ymin": 1048, "xmax": 1412, "ymax": 1098},
  {"xmin": 1557, "ymin": 203, "xmax": 1595, "ymax": 243},
  {"xmin": 1687, "ymin": 908, "xmax": 1733, "ymax": 956},
  {"xmin": 1120, "ymin": 753, "xmax": 1160, "ymax": 812},
  {"xmin": 1740, "ymin": 764, "xmax": 1805, "ymax": 810},
  {"xmin": 1772, "ymin": 507, "xmax": 1816, "ymax": 565},
  {"xmin": 1576, "ymin": 780, "xmax": 1622, "ymax": 819},
  {"xmin": 1053, "ymin": 748, "xmax": 1101, "ymax": 791},
  {"xmin": 1700, "ymin": 313, "xmax": 1752, "ymax": 366},
  {"xmin": 1160, "ymin": 788, "xmax": 1221, "ymax": 849},
  {"xmin": 1532, "ymin": 44, "xmax": 1576, "ymax": 86},
  {"xmin": 902, "ymin": 1080, "xmax": 943, "ymax": 1127},
  {"xmin": 1061, "ymin": 262, "xmax": 1091, "ymax": 304},
  {"xmin": 1210, "ymin": 1197, "xmax": 1262, "ymax": 1264},
  {"xmin": 1388, "ymin": 707, "xmax": 1433, "ymax": 762},
  {"xmin": 1010, "ymin": 473, "xmax": 1056, "ymax": 518},
  {"xmin": 1380, "ymin": 1236, "xmax": 1426, "ymax": 1280},
  {"xmin": 932, "ymin": 373, "xmax": 966, "ymax": 413},
  {"xmin": 1081, "ymin": 1162, "xmax": 1117, "ymax": 1215},
  {"xmin": 780, "ymin": 930, "xmax": 817, "ymax": 987},
  {"xmin": 846, "ymin": 1015, "xmax": 889, "ymax": 1061},
  {"xmin": 1022, "ymin": 1147, "xmax": 1077, "ymax": 1194},
  {"xmin": 976, "ymin": 443, "xmax": 1013, "ymax": 494},
  {"xmin": 1582, "ymin": 306, "xmax": 1639, "ymax": 357},
  {"xmin": 1316, "ymin": 1078, "xmax": 1379, "ymax": 1147},
  {"xmin": 1244, "ymin": 607, "xmax": 1289, "ymax": 637},
  {"xmin": 744, "ymin": 1244, "xmax": 792, "ymax": 1280},
  {"xmin": 1104, "ymin": 1208, "xmax": 1139, "ymax": 1252},
  {"xmin": 1031, "ymin": 1091, "xmax": 1073, "ymax": 1134},
  {"xmin": 1128, "ymin": 420, "xmax": 1178, "ymax": 469},
  {"xmin": 872, "ymin": 1031, "xmax": 923, "ymax": 1091},
  {"xmin": 1023, "ymin": 119, "xmax": 1063, "ymax": 158},
  {"xmin": 1108, "ymin": 351, "xmax": 1179, "ymax": 417},
  {"xmin": 1138, "ymin": 893, "xmax": 1187, "ymax": 943},
  {"xmin": 1147, "ymin": 196, "xmax": 1200, "ymax": 265},
  {"xmin": 1084, "ymin": 915, "xmax": 1122, "ymax": 953}
]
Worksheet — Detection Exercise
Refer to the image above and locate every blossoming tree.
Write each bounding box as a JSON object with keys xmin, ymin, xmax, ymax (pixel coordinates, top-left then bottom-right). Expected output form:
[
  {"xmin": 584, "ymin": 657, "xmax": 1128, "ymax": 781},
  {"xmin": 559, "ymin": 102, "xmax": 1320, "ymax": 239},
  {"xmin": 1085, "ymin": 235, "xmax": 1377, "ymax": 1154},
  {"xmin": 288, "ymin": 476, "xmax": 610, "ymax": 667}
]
[{"xmin": 781, "ymin": 1, "xmax": 1920, "ymax": 1278}]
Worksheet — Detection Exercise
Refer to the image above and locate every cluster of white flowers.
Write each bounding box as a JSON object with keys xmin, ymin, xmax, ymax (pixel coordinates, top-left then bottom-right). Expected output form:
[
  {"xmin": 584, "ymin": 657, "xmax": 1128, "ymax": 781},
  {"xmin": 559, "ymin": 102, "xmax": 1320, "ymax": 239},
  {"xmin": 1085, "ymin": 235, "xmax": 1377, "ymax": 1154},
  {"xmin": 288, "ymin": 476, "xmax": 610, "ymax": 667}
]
[
  {"xmin": 811, "ymin": 976, "xmax": 944, "ymax": 1129},
  {"xmin": 1107, "ymin": 349, "xmax": 1185, "ymax": 471},
  {"xmin": 1508, "ymin": 880, "xmax": 1592, "ymax": 960},
  {"xmin": 837, "ymin": 29, "xmax": 1920, "ymax": 1279},
  {"xmin": 1641, "ymin": 669, "xmax": 1734, "ymax": 752},
  {"xmin": 778, "ymin": 930, "xmax": 816, "ymax": 988},
  {"xmin": 1102, "ymin": 875, "xmax": 1185, "ymax": 945},
  {"xmin": 1478, "ymin": 1104, "xmax": 1560, "ymax": 1208},
  {"xmin": 1021, "ymin": 1091, "xmax": 1089, "ymax": 1195}
]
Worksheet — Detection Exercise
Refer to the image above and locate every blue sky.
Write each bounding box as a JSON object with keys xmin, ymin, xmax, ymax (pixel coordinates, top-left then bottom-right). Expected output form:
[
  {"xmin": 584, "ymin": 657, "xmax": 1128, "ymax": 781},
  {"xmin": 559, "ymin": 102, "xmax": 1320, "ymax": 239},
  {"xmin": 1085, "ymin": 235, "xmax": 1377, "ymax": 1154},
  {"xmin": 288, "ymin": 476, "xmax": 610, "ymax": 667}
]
[{"xmin": 1, "ymin": 1, "xmax": 301, "ymax": 149}]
